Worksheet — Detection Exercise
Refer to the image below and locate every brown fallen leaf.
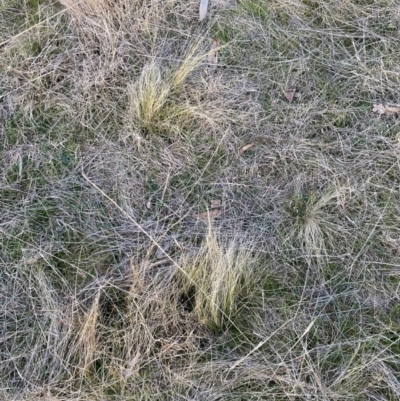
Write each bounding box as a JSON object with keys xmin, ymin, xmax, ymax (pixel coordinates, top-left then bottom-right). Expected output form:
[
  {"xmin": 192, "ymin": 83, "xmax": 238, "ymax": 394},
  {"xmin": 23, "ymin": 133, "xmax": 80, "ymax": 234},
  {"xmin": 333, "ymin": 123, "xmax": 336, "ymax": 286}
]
[
  {"xmin": 210, "ymin": 199, "xmax": 221, "ymax": 208},
  {"xmin": 372, "ymin": 103, "xmax": 400, "ymax": 116},
  {"xmin": 193, "ymin": 209, "xmax": 222, "ymax": 220},
  {"xmin": 155, "ymin": 240, "xmax": 172, "ymax": 259},
  {"xmin": 122, "ymin": 350, "xmax": 141, "ymax": 378},
  {"xmin": 284, "ymin": 88, "xmax": 296, "ymax": 103},
  {"xmin": 199, "ymin": 0, "xmax": 209, "ymax": 21},
  {"xmin": 208, "ymin": 38, "xmax": 220, "ymax": 69},
  {"xmin": 239, "ymin": 143, "xmax": 254, "ymax": 156}
]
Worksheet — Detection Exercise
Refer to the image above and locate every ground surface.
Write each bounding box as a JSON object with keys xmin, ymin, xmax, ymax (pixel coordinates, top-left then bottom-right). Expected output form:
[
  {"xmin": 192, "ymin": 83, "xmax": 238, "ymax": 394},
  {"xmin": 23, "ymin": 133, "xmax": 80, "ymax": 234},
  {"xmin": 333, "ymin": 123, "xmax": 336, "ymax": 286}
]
[{"xmin": 1, "ymin": 0, "xmax": 400, "ymax": 400}]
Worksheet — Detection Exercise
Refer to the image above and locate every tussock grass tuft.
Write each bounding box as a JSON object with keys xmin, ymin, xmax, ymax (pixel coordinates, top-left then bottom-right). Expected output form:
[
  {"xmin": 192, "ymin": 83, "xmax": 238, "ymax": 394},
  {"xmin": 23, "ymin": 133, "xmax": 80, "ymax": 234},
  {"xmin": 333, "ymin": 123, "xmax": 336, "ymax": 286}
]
[
  {"xmin": 128, "ymin": 42, "xmax": 208, "ymax": 136},
  {"xmin": 283, "ymin": 183, "xmax": 351, "ymax": 267},
  {"xmin": 179, "ymin": 229, "xmax": 257, "ymax": 331}
]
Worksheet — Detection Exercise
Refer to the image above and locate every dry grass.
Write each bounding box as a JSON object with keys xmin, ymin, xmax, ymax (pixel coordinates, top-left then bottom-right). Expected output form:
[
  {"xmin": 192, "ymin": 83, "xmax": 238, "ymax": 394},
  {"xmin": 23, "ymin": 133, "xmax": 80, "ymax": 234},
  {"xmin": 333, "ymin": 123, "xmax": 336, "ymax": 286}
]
[{"xmin": 1, "ymin": 0, "xmax": 400, "ymax": 400}]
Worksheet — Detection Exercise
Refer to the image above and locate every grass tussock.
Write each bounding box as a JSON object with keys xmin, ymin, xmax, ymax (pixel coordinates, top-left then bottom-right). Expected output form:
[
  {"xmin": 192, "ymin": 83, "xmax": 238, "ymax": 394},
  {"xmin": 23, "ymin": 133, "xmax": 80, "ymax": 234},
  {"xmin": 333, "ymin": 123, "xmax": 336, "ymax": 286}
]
[
  {"xmin": 1, "ymin": 0, "xmax": 400, "ymax": 399},
  {"xmin": 179, "ymin": 229, "xmax": 258, "ymax": 331},
  {"xmin": 128, "ymin": 41, "xmax": 209, "ymax": 136}
]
